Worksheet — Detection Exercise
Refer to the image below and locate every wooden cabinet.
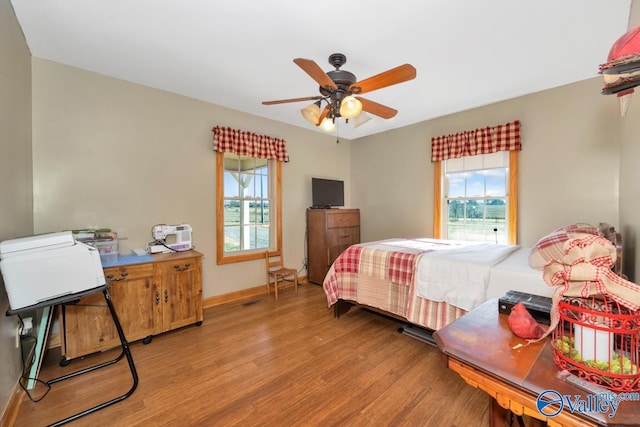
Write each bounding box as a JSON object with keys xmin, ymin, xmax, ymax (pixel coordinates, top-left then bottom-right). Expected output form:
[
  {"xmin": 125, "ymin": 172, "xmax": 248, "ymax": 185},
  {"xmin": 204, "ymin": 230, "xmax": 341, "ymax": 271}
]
[
  {"xmin": 60, "ymin": 251, "xmax": 203, "ymax": 360},
  {"xmin": 306, "ymin": 208, "xmax": 360, "ymax": 284},
  {"xmin": 154, "ymin": 252, "xmax": 203, "ymax": 333}
]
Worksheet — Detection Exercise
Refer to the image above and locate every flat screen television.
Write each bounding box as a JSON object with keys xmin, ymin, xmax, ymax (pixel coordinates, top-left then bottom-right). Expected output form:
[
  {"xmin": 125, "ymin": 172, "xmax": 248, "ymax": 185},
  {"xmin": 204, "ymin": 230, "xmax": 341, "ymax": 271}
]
[{"xmin": 311, "ymin": 178, "xmax": 344, "ymax": 208}]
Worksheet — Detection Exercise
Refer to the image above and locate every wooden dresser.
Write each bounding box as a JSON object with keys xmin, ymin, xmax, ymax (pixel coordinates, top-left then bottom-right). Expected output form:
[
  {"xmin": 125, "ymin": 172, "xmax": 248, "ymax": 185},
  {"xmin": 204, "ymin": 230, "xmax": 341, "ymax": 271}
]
[
  {"xmin": 60, "ymin": 250, "xmax": 203, "ymax": 362},
  {"xmin": 306, "ymin": 208, "xmax": 360, "ymax": 284}
]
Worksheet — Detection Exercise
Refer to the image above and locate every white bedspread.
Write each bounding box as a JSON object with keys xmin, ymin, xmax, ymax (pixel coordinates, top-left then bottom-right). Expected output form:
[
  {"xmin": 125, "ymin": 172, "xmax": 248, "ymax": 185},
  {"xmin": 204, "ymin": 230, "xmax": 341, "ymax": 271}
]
[{"xmin": 416, "ymin": 243, "xmax": 520, "ymax": 311}]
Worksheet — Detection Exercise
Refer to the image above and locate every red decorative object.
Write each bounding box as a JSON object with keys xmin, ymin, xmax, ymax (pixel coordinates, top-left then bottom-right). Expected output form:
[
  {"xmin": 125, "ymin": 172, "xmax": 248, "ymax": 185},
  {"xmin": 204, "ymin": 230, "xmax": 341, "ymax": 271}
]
[
  {"xmin": 508, "ymin": 302, "xmax": 544, "ymax": 339},
  {"xmin": 600, "ymin": 24, "xmax": 640, "ymax": 113},
  {"xmin": 552, "ymin": 294, "xmax": 640, "ymax": 392}
]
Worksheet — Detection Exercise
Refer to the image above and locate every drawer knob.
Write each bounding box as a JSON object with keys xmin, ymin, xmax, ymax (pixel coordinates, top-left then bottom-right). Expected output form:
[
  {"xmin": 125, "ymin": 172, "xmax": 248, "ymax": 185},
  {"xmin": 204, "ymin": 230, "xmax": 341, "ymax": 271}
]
[
  {"xmin": 106, "ymin": 271, "xmax": 128, "ymax": 282},
  {"xmin": 173, "ymin": 263, "xmax": 191, "ymax": 272}
]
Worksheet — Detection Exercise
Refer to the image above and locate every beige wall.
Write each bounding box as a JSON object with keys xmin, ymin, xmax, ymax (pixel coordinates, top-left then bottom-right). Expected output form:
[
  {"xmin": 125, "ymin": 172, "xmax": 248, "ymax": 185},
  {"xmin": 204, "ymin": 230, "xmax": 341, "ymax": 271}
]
[
  {"xmin": 0, "ymin": 0, "xmax": 33, "ymax": 416},
  {"xmin": 351, "ymin": 77, "xmax": 621, "ymax": 248},
  {"xmin": 31, "ymin": 58, "xmax": 351, "ymax": 298}
]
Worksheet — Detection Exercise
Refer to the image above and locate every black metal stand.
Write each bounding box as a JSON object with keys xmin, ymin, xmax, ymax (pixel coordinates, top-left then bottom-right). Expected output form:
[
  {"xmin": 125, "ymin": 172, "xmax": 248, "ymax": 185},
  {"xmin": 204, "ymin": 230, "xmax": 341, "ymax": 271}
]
[{"xmin": 7, "ymin": 285, "xmax": 138, "ymax": 426}]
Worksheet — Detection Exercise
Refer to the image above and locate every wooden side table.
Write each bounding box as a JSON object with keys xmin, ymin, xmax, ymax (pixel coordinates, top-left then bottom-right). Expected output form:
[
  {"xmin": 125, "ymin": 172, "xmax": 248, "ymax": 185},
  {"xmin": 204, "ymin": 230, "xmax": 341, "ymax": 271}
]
[{"xmin": 434, "ymin": 299, "xmax": 639, "ymax": 426}]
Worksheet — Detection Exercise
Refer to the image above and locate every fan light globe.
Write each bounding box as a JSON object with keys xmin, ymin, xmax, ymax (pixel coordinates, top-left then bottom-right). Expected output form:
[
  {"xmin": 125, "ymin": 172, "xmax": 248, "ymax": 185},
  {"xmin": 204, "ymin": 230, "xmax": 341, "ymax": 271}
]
[
  {"xmin": 353, "ymin": 111, "xmax": 372, "ymax": 128},
  {"xmin": 339, "ymin": 96, "xmax": 362, "ymax": 119},
  {"xmin": 319, "ymin": 117, "xmax": 336, "ymax": 132},
  {"xmin": 301, "ymin": 103, "xmax": 321, "ymax": 124}
]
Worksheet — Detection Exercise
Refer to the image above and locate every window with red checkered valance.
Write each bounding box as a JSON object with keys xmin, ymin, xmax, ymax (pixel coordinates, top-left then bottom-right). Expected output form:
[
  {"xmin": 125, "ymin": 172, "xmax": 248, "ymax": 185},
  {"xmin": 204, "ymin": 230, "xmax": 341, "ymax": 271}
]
[
  {"xmin": 212, "ymin": 126, "xmax": 289, "ymax": 162},
  {"xmin": 431, "ymin": 120, "xmax": 520, "ymax": 162}
]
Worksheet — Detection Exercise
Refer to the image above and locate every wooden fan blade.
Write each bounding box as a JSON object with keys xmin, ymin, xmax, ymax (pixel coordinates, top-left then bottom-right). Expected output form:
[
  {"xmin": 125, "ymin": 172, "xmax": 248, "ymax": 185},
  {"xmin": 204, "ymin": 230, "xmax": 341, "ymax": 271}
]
[
  {"xmin": 294, "ymin": 58, "xmax": 338, "ymax": 90},
  {"xmin": 262, "ymin": 96, "xmax": 322, "ymax": 105},
  {"xmin": 350, "ymin": 64, "xmax": 416, "ymax": 95},
  {"xmin": 357, "ymin": 97, "xmax": 397, "ymax": 119},
  {"xmin": 315, "ymin": 107, "xmax": 329, "ymax": 126}
]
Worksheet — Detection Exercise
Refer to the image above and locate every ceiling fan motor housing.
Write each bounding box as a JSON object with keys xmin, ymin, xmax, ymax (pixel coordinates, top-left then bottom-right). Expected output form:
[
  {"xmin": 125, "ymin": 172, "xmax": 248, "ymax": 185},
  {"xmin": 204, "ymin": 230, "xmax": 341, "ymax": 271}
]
[{"xmin": 320, "ymin": 54, "xmax": 358, "ymax": 117}]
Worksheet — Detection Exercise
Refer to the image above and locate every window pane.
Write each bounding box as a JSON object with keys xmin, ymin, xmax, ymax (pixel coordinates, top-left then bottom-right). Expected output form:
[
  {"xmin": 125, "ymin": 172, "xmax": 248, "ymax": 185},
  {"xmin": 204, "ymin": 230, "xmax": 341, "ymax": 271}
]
[
  {"xmin": 447, "ymin": 172, "xmax": 466, "ymax": 198},
  {"xmin": 465, "ymin": 171, "xmax": 485, "ymax": 197},
  {"xmin": 241, "ymin": 173, "xmax": 254, "ymax": 197},
  {"xmin": 462, "ymin": 200, "xmax": 482, "ymax": 241},
  {"xmin": 262, "ymin": 201, "xmax": 270, "ymax": 224},
  {"xmin": 256, "ymin": 174, "xmax": 269, "ymax": 199},
  {"xmin": 446, "ymin": 218, "xmax": 466, "ymax": 241},
  {"xmin": 485, "ymin": 169, "xmax": 506, "ymax": 197},
  {"xmin": 224, "ymin": 200, "xmax": 240, "ymax": 225},
  {"xmin": 486, "ymin": 199, "xmax": 505, "ymax": 221},
  {"xmin": 248, "ymin": 202, "xmax": 267, "ymax": 225},
  {"xmin": 223, "ymin": 171, "xmax": 239, "ymax": 198},
  {"xmin": 465, "ymin": 199, "xmax": 483, "ymax": 220},
  {"xmin": 255, "ymin": 225, "xmax": 270, "ymax": 249},
  {"xmin": 483, "ymin": 222, "xmax": 507, "ymax": 244},
  {"xmin": 249, "ymin": 201, "xmax": 269, "ymax": 225},
  {"xmin": 486, "ymin": 199, "xmax": 507, "ymax": 243},
  {"xmin": 224, "ymin": 226, "xmax": 240, "ymax": 252},
  {"xmin": 447, "ymin": 200, "xmax": 465, "ymax": 222}
]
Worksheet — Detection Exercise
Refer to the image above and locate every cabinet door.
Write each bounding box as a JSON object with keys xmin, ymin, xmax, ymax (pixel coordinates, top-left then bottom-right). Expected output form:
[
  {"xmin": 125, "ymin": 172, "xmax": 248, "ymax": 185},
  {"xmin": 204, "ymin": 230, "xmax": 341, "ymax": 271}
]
[
  {"xmin": 105, "ymin": 264, "xmax": 160, "ymax": 342},
  {"xmin": 62, "ymin": 263, "xmax": 158, "ymax": 359},
  {"xmin": 158, "ymin": 256, "xmax": 203, "ymax": 332}
]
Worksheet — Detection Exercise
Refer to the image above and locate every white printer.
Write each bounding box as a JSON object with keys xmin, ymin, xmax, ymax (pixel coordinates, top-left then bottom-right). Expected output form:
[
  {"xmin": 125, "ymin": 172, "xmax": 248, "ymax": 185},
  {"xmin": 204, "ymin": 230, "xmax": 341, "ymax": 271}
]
[{"xmin": 0, "ymin": 231, "xmax": 106, "ymax": 311}]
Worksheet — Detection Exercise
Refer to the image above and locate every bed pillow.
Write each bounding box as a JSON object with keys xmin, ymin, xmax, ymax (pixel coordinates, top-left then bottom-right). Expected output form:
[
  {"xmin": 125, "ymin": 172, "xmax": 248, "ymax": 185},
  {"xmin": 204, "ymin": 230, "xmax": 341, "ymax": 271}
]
[{"xmin": 528, "ymin": 223, "xmax": 599, "ymax": 270}]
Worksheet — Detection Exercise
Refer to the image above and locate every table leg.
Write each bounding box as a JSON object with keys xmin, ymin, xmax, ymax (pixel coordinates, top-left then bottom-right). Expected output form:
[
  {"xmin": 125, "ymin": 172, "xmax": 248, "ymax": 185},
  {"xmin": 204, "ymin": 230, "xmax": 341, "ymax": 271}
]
[{"xmin": 489, "ymin": 398, "xmax": 546, "ymax": 427}]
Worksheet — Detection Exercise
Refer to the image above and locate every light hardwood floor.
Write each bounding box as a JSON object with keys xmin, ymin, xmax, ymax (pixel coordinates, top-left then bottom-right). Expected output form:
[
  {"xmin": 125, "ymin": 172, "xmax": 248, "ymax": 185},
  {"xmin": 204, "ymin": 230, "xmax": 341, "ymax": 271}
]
[{"xmin": 13, "ymin": 283, "xmax": 490, "ymax": 426}]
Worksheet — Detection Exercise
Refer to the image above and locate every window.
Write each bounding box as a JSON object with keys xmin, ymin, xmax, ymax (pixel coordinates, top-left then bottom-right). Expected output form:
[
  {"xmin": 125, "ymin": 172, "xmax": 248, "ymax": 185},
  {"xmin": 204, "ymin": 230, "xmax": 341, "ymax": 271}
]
[
  {"xmin": 434, "ymin": 151, "xmax": 518, "ymax": 244},
  {"xmin": 216, "ymin": 152, "xmax": 282, "ymax": 264}
]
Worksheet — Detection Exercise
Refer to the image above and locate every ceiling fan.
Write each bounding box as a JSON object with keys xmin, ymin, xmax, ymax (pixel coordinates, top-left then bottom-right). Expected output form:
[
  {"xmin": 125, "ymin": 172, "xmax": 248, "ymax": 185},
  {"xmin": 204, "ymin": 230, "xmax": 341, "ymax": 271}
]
[{"xmin": 262, "ymin": 53, "xmax": 416, "ymax": 131}]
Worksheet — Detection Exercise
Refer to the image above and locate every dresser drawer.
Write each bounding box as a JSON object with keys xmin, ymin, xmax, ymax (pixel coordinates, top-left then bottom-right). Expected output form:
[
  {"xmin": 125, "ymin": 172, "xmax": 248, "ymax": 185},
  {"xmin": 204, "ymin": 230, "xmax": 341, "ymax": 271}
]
[
  {"xmin": 326, "ymin": 211, "xmax": 359, "ymax": 228},
  {"xmin": 327, "ymin": 226, "xmax": 360, "ymax": 246},
  {"xmin": 159, "ymin": 256, "xmax": 199, "ymax": 275},
  {"xmin": 104, "ymin": 263, "xmax": 155, "ymax": 283}
]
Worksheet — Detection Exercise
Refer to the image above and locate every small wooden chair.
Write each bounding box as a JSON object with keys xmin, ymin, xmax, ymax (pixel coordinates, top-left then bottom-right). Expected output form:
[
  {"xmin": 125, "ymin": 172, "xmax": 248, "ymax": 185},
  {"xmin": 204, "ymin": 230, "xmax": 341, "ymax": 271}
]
[{"xmin": 265, "ymin": 250, "xmax": 298, "ymax": 301}]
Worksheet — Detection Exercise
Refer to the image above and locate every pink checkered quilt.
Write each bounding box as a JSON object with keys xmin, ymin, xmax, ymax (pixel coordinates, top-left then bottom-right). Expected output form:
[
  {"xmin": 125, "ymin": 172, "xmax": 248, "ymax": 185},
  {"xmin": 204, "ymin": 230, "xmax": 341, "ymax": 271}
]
[{"xmin": 323, "ymin": 238, "xmax": 467, "ymax": 331}]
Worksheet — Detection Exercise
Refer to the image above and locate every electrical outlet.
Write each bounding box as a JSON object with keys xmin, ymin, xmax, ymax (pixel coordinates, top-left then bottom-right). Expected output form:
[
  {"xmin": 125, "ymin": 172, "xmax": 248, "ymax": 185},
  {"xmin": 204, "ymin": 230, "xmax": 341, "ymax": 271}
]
[{"xmin": 15, "ymin": 325, "xmax": 20, "ymax": 348}]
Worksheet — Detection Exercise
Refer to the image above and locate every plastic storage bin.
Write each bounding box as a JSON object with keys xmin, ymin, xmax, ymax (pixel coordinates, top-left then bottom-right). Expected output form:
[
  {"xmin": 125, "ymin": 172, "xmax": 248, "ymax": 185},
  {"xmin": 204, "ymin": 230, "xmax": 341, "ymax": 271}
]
[{"xmin": 94, "ymin": 240, "xmax": 118, "ymax": 264}]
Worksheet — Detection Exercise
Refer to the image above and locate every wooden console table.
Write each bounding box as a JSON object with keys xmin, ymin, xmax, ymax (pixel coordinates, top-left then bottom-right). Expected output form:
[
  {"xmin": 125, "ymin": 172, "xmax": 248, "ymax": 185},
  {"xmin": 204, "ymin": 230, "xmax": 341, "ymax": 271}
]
[{"xmin": 434, "ymin": 299, "xmax": 639, "ymax": 426}]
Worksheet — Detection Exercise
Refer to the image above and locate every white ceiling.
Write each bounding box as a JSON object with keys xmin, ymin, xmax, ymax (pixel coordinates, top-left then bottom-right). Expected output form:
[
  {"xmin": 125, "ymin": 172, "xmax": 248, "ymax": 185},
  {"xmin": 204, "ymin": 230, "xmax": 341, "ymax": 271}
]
[{"xmin": 11, "ymin": 0, "xmax": 633, "ymax": 140}]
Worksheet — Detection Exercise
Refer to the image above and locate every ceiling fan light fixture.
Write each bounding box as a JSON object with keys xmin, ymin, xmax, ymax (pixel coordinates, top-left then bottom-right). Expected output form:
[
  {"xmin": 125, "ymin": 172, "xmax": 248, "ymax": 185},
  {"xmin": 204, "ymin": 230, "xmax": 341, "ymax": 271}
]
[
  {"xmin": 353, "ymin": 111, "xmax": 372, "ymax": 128},
  {"xmin": 319, "ymin": 117, "xmax": 336, "ymax": 132},
  {"xmin": 301, "ymin": 102, "xmax": 321, "ymax": 125},
  {"xmin": 339, "ymin": 95, "xmax": 362, "ymax": 119}
]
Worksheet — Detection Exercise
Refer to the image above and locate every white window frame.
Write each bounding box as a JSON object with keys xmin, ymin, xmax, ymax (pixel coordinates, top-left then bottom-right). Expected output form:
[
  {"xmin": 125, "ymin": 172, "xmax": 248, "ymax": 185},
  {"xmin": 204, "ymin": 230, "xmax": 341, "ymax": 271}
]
[{"xmin": 434, "ymin": 151, "xmax": 518, "ymax": 244}]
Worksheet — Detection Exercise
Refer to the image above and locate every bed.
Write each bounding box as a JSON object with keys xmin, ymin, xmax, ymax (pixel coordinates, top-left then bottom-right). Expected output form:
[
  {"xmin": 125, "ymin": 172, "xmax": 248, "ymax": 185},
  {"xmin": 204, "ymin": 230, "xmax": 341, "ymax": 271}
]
[
  {"xmin": 322, "ymin": 224, "xmax": 622, "ymax": 332},
  {"xmin": 323, "ymin": 238, "xmax": 553, "ymax": 331}
]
